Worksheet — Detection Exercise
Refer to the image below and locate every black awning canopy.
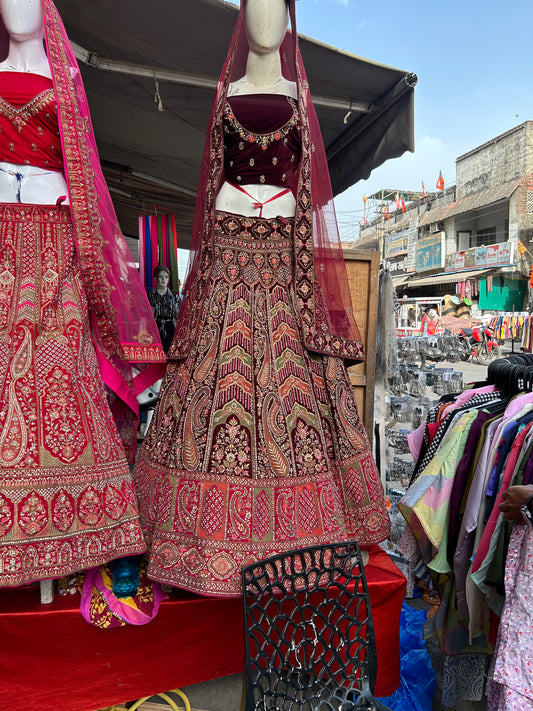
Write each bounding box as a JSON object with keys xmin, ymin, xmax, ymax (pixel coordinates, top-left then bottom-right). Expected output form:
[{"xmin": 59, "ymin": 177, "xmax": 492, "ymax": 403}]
[{"xmin": 55, "ymin": 0, "xmax": 416, "ymax": 244}]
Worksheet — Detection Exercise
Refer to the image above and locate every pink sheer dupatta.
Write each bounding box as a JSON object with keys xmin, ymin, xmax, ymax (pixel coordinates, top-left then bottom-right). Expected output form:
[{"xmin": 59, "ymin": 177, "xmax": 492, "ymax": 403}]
[
  {"xmin": 170, "ymin": 0, "xmax": 364, "ymax": 365},
  {"xmin": 0, "ymin": 1, "xmax": 166, "ymax": 460},
  {"xmin": 17, "ymin": 0, "xmax": 166, "ymax": 459}
]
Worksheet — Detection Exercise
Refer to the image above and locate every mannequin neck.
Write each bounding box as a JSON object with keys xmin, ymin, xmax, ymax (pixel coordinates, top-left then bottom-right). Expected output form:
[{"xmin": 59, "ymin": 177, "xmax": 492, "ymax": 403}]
[
  {"xmin": 2, "ymin": 36, "xmax": 50, "ymax": 76},
  {"xmin": 156, "ymin": 285, "xmax": 169, "ymax": 295},
  {"xmin": 244, "ymin": 48, "xmax": 284, "ymax": 89}
]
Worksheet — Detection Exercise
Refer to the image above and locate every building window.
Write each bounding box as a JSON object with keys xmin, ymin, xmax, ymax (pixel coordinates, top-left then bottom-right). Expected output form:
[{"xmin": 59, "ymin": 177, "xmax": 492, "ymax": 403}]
[
  {"xmin": 457, "ymin": 231, "xmax": 471, "ymax": 251},
  {"xmin": 472, "ymin": 227, "xmax": 498, "ymax": 247}
]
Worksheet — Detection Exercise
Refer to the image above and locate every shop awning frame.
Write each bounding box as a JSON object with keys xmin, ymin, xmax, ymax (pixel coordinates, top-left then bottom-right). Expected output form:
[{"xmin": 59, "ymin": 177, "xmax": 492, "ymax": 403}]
[
  {"xmin": 396, "ymin": 268, "xmax": 497, "ymax": 289},
  {"xmin": 53, "ymin": 0, "xmax": 417, "ymax": 242}
]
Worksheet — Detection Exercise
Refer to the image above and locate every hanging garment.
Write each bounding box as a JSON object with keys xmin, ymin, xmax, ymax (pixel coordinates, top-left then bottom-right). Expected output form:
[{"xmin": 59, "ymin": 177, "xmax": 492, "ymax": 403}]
[
  {"xmin": 488, "ymin": 525, "xmax": 533, "ymax": 709},
  {"xmin": 399, "ymin": 410, "xmax": 478, "ymax": 569}
]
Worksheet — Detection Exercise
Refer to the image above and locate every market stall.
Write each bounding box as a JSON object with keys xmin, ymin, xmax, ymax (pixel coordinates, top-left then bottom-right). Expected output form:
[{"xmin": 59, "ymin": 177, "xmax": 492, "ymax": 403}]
[{"xmin": 0, "ymin": 2, "xmax": 417, "ymax": 708}]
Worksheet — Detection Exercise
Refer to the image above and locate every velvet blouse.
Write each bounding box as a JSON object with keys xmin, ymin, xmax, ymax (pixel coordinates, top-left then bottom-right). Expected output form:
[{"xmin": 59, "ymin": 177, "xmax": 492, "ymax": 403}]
[{"xmin": 223, "ymin": 93, "xmax": 301, "ymax": 190}]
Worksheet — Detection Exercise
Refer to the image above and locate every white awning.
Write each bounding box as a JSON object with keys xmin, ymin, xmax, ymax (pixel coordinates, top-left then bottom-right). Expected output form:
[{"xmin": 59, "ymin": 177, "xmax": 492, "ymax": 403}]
[{"xmin": 401, "ymin": 268, "xmax": 495, "ymax": 289}]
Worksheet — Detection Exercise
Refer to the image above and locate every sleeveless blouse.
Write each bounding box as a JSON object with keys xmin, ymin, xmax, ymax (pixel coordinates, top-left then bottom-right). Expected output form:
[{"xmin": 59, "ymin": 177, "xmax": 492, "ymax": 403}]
[
  {"xmin": 0, "ymin": 72, "xmax": 63, "ymax": 172},
  {"xmin": 223, "ymin": 94, "xmax": 301, "ymax": 190}
]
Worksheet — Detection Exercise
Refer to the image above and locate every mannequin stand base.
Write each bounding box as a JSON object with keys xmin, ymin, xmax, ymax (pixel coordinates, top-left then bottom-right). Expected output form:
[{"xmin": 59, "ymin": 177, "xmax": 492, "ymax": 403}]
[{"xmin": 40, "ymin": 579, "xmax": 54, "ymax": 604}]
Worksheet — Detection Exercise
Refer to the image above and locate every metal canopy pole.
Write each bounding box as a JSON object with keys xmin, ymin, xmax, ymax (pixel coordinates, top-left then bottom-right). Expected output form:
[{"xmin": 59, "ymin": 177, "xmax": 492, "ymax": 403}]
[{"xmin": 70, "ymin": 41, "xmax": 374, "ymax": 113}]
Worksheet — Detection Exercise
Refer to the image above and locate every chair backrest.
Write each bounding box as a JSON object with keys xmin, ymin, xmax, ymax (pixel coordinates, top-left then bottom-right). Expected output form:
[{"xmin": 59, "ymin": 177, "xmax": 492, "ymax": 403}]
[{"xmin": 242, "ymin": 541, "xmax": 379, "ymax": 711}]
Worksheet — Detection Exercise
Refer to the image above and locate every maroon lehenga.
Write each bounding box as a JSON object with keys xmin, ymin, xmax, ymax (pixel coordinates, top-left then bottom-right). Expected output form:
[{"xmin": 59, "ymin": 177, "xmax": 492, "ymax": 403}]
[
  {"xmin": 133, "ymin": 0, "xmax": 390, "ymax": 597},
  {"xmin": 135, "ymin": 212, "xmax": 389, "ymax": 595}
]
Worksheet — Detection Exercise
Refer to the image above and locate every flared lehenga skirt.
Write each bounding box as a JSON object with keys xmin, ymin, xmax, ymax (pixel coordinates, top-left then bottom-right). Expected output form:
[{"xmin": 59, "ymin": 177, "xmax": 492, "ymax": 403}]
[
  {"xmin": 134, "ymin": 212, "xmax": 390, "ymax": 596},
  {"xmin": 0, "ymin": 204, "xmax": 145, "ymax": 587}
]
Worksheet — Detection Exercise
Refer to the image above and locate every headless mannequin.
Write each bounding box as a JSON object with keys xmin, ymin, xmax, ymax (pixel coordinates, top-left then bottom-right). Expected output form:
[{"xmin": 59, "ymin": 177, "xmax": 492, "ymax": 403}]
[
  {"xmin": 0, "ymin": 0, "xmax": 69, "ymax": 205},
  {"xmin": 215, "ymin": 0, "xmax": 297, "ymax": 219}
]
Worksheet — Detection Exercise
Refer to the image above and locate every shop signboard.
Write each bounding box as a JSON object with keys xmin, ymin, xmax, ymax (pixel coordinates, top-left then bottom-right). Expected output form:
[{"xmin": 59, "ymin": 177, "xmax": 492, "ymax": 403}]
[
  {"xmin": 454, "ymin": 252, "xmax": 466, "ymax": 270},
  {"xmin": 475, "ymin": 247, "xmax": 487, "ymax": 266},
  {"xmin": 405, "ymin": 218, "xmax": 418, "ymax": 272},
  {"xmin": 415, "ymin": 231, "xmax": 444, "ymax": 272},
  {"xmin": 388, "ymin": 256, "xmax": 407, "ymax": 274},
  {"xmin": 446, "ymin": 241, "xmax": 514, "ymax": 271},
  {"xmin": 384, "ymin": 230, "xmax": 408, "ymax": 259}
]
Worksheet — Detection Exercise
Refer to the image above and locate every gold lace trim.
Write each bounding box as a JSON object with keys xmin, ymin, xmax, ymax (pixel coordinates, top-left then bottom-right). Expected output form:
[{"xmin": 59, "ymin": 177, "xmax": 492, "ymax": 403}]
[{"xmin": 0, "ymin": 89, "xmax": 56, "ymax": 132}]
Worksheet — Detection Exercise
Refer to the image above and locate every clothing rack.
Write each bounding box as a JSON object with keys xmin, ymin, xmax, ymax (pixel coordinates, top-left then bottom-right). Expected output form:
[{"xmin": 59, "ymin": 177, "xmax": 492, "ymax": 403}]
[
  {"xmin": 399, "ymin": 354, "xmax": 533, "ymax": 707},
  {"xmin": 488, "ymin": 313, "xmax": 529, "ymax": 353},
  {"xmin": 487, "ymin": 353, "xmax": 533, "ymax": 394}
]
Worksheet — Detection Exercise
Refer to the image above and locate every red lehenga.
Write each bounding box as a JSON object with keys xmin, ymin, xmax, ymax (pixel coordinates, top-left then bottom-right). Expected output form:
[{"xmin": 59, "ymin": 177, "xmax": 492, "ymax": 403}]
[
  {"xmin": 0, "ymin": 2, "xmax": 165, "ymax": 587},
  {"xmin": 133, "ymin": 0, "xmax": 390, "ymax": 597}
]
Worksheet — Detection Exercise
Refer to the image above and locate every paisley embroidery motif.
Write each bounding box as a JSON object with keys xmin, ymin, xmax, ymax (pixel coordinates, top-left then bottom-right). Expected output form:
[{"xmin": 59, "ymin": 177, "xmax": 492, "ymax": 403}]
[
  {"xmin": 0, "ymin": 205, "xmax": 145, "ymax": 587},
  {"xmin": 134, "ymin": 213, "xmax": 389, "ymax": 596},
  {"xmin": 177, "ymin": 480, "xmax": 200, "ymax": 534},
  {"xmin": 0, "ymin": 325, "xmax": 31, "ymax": 467}
]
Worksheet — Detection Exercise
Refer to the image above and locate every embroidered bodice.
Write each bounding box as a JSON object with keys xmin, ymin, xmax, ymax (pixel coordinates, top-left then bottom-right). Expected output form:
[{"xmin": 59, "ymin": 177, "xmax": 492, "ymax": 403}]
[
  {"xmin": 223, "ymin": 94, "xmax": 301, "ymax": 190},
  {"xmin": 0, "ymin": 72, "xmax": 62, "ymax": 172}
]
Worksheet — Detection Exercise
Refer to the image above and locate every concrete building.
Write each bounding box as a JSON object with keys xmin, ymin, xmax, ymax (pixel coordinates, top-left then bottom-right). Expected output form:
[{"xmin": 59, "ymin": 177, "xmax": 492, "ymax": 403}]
[{"xmin": 356, "ymin": 121, "xmax": 533, "ymax": 316}]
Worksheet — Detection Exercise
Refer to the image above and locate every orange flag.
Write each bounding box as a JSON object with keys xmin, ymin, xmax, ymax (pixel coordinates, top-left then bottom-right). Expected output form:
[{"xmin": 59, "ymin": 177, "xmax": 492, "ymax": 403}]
[{"xmin": 436, "ymin": 171, "xmax": 445, "ymax": 191}]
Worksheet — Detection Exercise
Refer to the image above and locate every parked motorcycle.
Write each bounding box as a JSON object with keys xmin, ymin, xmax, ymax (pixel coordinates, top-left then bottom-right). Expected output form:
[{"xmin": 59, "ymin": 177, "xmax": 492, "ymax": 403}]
[{"xmin": 458, "ymin": 325, "xmax": 502, "ymax": 365}]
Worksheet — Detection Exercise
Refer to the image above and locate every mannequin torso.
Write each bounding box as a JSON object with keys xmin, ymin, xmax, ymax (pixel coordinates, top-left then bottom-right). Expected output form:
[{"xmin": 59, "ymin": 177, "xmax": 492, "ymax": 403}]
[
  {"xmin": 0, "ymin": 0, "xmax": 69, "ymax": 204},
  {"xmin": 215, "ymin": 0, "xmax": 296, "ymax": 219}
]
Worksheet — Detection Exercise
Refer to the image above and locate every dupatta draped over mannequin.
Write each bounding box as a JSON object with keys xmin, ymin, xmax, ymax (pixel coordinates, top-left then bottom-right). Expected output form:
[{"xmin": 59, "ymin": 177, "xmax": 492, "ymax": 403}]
[
  {"xmin": 0, "ymin": 0, "xmax": 166, "ymax": 460},
  {"xmin": 132, "ymin": 0, "xmax": 390, "ymax": 597},
  {"xmin": 170, "ymin": 0, "xmax": 365, "ymax": 366}
]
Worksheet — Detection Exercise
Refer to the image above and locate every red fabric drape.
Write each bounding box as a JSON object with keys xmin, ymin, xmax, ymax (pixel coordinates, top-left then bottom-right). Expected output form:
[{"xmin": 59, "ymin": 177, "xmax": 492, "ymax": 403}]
[
  {"xmin": 0, "ymin": 546, "xmax": 404, "ymax": 709},
  {"xmin": 169, "ymin": 0, "xmax": 365, "ymax": 365}
]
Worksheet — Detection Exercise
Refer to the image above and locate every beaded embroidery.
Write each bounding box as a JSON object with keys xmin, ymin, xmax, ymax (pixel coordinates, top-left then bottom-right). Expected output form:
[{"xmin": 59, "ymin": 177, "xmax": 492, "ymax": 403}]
[
  {"xmin": 0, "ymin": 89, "xmax": 56, "ymax": 132},
  {"xmin": 224, "ymin": 97, "xmax": 298, "ymax": 151}
]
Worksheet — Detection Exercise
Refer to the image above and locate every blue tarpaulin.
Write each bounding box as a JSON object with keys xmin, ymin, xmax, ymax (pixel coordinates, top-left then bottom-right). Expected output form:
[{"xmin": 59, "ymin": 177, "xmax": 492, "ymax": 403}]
[{"xmin": 377, "ymin": 602, "xmax": 435, "ymax": 711}]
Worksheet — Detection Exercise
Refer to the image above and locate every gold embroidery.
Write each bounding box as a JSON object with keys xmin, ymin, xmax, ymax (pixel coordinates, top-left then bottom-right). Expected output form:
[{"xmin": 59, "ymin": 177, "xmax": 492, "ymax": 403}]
[
  {"xmin": 0, "ymin": 89, "xmax": 56, "ymax": 132},
  {"xmin": 224, "ymin": 97, "xmax": 298, "ymax": 150}
]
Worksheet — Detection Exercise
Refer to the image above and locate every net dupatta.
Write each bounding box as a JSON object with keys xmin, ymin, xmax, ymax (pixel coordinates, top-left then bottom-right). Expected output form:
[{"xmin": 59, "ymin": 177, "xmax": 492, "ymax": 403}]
[
  {"xmin": 169, "ymin": 0, "xmax": 365, "ymax": 365},
  {"xmin": 0, "ymin": 0, "xmax": 166, "ymax": 460}
]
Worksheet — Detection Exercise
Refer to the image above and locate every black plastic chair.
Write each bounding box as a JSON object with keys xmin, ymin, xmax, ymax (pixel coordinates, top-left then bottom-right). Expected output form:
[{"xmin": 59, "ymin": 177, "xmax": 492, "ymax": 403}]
[{"xmin": 242, "ymin": 541, "xmax": 392, "ymax": 711}]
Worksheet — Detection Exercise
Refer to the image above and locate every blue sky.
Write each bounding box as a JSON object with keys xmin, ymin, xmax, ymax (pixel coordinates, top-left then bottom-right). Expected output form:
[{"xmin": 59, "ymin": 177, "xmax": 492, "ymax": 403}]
[
  {"xmin": 293, "ymin": 0, "xmax": 533, "ymax": 240},
  {"xmin": 176, "ymin": 0, "xmax": 533, "ymax": 276}
]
